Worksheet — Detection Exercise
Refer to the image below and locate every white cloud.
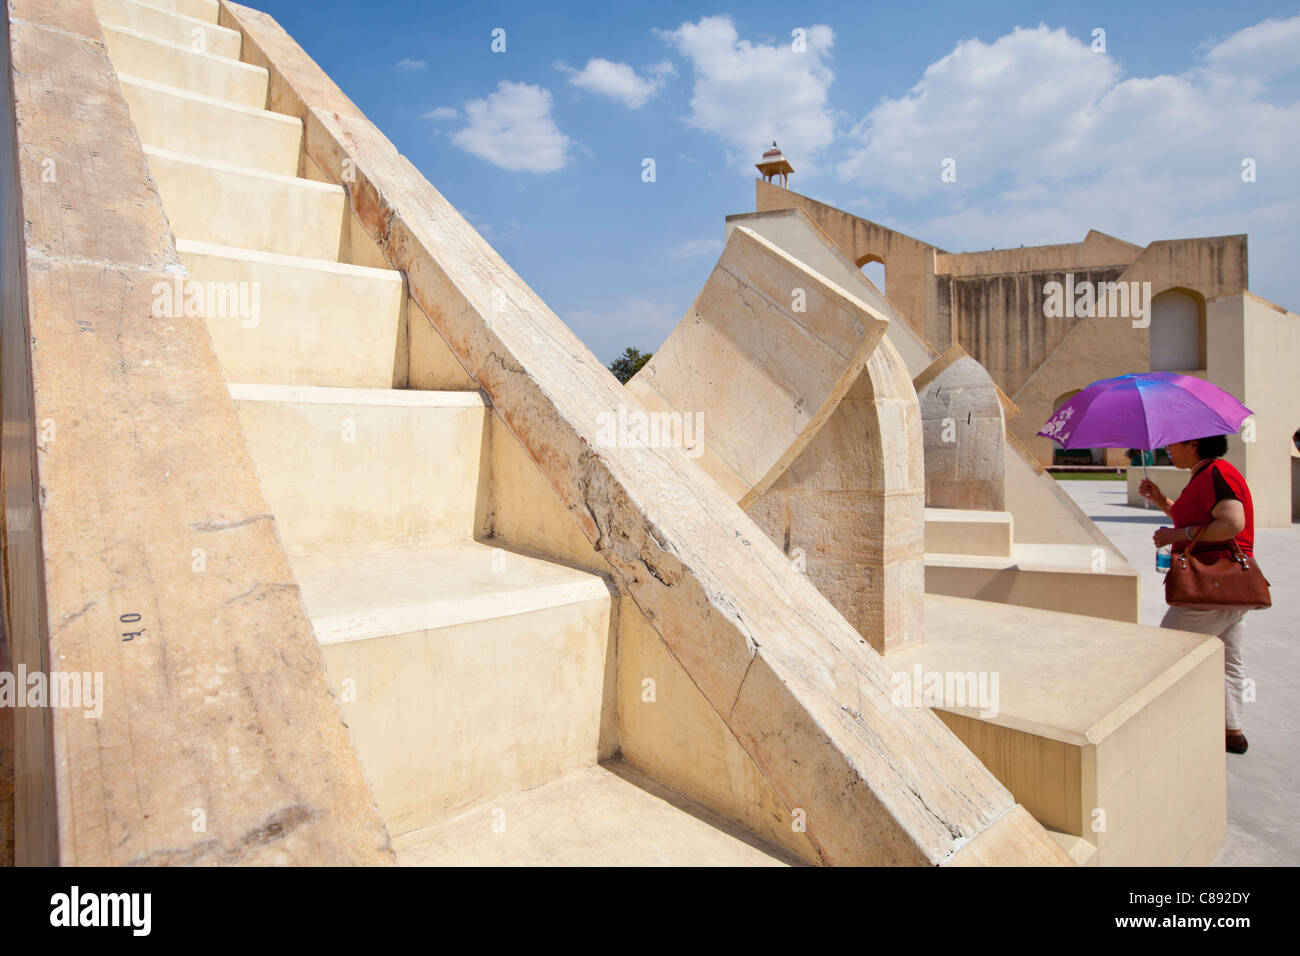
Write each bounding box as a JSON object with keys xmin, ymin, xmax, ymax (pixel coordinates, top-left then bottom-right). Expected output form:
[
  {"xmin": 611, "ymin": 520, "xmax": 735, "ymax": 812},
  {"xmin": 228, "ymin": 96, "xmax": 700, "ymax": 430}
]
[
  {"xmin": 658, "ymin": 16, "xmax": 836, "ymax": 170},
  {"xmin": 1199, "ymin": 15, "xmax": 1300, "ymax": 93},
  {"xmin": 838, "ymin": 26, "xmax": 1120, "ymax": 198},
  {"xmin": 560, "ymin": 58, "xmax": 674, "ymax": 109},
  {"xmin": 422, "ymin": 106, "xmax": 460, "ymax": 121},
  {"xmin": 450, "ymin": 81, "xmax": 572, "ymax": 173},
  {"xmin": 670, "ymin": 237, "xmax": 723, "ymax": 259},
  {"xmin": 396, "ymin": 58, "xmax": 427, "ymax": 71},
  {"xmin": 835, "ymin": 17, "xmax": 1300, "ymax": 286},
  {"xmin": 567, "ymin": 298, "xmax": 682, "ymax": 363}
]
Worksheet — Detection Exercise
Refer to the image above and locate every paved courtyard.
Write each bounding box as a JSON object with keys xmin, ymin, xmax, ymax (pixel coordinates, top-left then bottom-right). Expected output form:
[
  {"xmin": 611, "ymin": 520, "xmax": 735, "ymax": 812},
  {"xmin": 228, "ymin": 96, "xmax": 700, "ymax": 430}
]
[{"xmin": 1060, "ymin": 478, "xmax": 1298, "ymax": 867}]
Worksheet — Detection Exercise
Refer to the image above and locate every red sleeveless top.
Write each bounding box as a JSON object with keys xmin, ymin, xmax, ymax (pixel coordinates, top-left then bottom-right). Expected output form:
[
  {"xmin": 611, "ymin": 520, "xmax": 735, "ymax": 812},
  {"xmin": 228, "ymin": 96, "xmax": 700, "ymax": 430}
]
[{"xmin": 1169, "ymin": 458, "xmax": 1254, "ymax": 556}]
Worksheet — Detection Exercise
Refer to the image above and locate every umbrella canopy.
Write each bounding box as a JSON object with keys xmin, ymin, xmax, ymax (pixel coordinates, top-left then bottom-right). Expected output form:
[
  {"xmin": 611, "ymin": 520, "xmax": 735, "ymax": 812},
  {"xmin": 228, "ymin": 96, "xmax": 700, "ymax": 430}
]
[{"xmin": 1037, "ymin": 372, "xmax": 1252, "ymax": 450}]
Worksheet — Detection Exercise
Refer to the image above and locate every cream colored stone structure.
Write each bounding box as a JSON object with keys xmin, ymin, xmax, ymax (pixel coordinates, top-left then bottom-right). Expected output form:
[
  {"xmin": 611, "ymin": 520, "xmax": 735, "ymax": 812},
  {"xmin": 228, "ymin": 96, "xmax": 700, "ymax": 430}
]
[
  {"xmin": 0, "ymin": 0, "xmax": 1227, "ymax": 868},
  {"xmin": 631, "ymin": 196, "xmax": 1226, "ymax": 866},
  {"xmin": 1, "ymin": 0, "xmax": 1084, "ymax": 867},
  {"xmin": 758, "ymin": 182, "xmax": 1300, "ymax": 528},
  {"xmin": 692, "ymin": 208, "xmax": 1142, "ymax": 625},
  {"xmin": 913, "ymin": 346, "xmax": 1006, "ymax": 512},
  {"xmin": 627, "ymin": 227, "xmax": 924, "ymax": 654}
]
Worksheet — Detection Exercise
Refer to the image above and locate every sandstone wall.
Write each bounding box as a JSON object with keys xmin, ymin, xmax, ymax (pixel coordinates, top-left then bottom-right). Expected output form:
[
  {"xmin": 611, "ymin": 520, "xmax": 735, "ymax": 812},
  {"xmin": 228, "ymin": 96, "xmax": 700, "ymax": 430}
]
[{"xmin": 2, "ymin": 0, "xmax": 393, "ymax": 866}]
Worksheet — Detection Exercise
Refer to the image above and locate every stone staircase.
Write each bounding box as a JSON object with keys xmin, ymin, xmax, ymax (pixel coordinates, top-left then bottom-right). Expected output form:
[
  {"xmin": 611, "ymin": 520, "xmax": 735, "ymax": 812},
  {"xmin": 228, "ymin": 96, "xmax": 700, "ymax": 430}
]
[
  {"xmin": 923, "ymin": 507, "xmax": 1139, "ymax": 622},
  {"xmin": 93, "ymin": 0, "xmax": 796, "ymax": 864},
  {"xmin": 924, "ymin": 509, "xmax": 1014, "ymax": 557}
]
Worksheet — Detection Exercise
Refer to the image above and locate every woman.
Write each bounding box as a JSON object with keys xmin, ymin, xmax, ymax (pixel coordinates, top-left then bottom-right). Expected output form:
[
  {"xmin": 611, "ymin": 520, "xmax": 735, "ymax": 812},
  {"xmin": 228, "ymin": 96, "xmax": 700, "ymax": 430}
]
[{"xmin": 1139, "ymin": 435, "xmax": 1253, "ymax": 755}]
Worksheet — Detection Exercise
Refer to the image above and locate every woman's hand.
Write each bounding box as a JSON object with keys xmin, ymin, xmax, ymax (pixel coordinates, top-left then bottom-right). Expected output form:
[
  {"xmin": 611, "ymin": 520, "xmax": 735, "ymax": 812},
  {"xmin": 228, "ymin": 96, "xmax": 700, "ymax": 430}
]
[
  {"xmin": 1139, "ymin": 478, "xmax": 1174, "ymax": 515},
  {"xmin": 1153, "ymin": 526, "xmax": 1186, "ymax": 548}
]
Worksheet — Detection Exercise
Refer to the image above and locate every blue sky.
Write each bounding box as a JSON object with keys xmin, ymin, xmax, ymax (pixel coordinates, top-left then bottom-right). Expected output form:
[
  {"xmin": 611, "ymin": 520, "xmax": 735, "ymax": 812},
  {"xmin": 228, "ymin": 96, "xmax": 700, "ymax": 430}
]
[{"xmin": 255, "ymin": 1, "xmax": 1300, "ymax": 365}]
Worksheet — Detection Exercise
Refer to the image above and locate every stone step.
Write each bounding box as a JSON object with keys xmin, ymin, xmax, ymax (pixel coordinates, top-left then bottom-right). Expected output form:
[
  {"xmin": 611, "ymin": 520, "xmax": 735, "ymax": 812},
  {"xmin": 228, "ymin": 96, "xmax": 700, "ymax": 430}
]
[
  {"xmin": 103, "ymin": 24, "xmax": 267, "ymax": 109},
  {"xmin": 148, "ymin": 147, "xmax": 345, "ymax": 260},
  {"xmin": 924, "ymin": 542, "xmax": 1140, "ymax": 622},
  {"xmin": 925, "ymin": 507, "xmax": 1014, "ymax": 557},
  {"xmin": 229, "ymin": 385, "xmax": 487, "ymax": 554},
  {"xmin": 1047, "ymin": 829, "xmax": 1098, "ymax": 866},
  {"xmin": 886, "ymin": 595, "xmax": 1225, "ymax": 867},
  {"xmin": 177, "ymin": 239, "xmax": 403, "ymax": 387},
  {"xmin": 296, "ymin": 540, "xmax": 615, "ymax": 838},
  {"xmin": 147, "ymin": 0, "xmax": 219, "ymax": 24},
  {"xmin": 393, "ymin": 761, "xmax": 798, "ymax": 865},
  {"xmin": 118, "ymin": 74, "xmax": 302, "ymax": 176},
  {"xmin": 94, "ymin": 0, "xmax": 242, "ymax": 59}
]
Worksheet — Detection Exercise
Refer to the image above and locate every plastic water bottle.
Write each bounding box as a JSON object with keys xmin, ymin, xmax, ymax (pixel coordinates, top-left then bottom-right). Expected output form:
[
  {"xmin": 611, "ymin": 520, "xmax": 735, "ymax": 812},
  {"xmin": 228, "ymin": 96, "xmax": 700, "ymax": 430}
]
[{"xmin": 1156, "ymin": 543, "xmax": 1172, "ymax": 573}]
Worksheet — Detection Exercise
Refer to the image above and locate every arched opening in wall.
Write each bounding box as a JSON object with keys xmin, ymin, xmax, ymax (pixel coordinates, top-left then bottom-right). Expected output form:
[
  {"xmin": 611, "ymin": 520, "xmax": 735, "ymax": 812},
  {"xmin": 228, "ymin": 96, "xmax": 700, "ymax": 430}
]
[
  {"xmin": 856, "ymin": 254, "xmax": 885, "ymax": 294},
  {"xmin": 1149, "ymin": 287, "xmax": 1206, "ymax": 371}
]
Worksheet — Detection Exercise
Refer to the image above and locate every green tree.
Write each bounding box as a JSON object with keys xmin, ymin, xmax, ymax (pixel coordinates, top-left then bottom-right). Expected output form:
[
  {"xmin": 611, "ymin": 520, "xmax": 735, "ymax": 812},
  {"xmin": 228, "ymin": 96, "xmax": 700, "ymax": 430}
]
[{"xmin": 609, "ymin": 346, "xmax": 652, "ymax": 384}]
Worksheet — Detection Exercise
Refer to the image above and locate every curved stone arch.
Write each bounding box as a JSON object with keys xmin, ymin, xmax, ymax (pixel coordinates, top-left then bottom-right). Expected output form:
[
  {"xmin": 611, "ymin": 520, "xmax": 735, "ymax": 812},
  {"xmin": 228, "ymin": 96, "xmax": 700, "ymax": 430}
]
[
  {"xmin": 745, "ymin": 335, "xmax": 925, "ymax": 654},
  {"xmin": 630, "ymin": 226, "xmax": 921, "ymax": 653},
  {"xmin": 857, "ymin": 256, "xmax": 886, "ymax": 296},
  {"xmin": 1052, "ymin": 388, "xmax": 1082, "ymax": 410},
  {"xmin": 913, "ymin": 346, "xmax": 1006, "ymax": 510},
  {"xmin": 628, "ymin": 226, "xmax": 889, "ymax": 507},
  {"xmin": 854, "ymin": 252, "xmax": 886, "ymax": 291},
  {"xmin": 1148, "ymin": 285, "xmax": 1207, "ymax": 371}
]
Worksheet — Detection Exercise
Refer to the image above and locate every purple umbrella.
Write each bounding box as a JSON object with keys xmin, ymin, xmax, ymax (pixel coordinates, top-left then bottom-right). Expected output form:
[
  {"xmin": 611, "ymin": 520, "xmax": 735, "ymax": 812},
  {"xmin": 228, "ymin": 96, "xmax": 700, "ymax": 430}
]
[
  {"xmin": 1037, "ymin": 372, "xmax": 1253, "ymax": 505},
  {"xmin": 1038, "ymin": 372, "xmax": 1251, "ymax": 449}
]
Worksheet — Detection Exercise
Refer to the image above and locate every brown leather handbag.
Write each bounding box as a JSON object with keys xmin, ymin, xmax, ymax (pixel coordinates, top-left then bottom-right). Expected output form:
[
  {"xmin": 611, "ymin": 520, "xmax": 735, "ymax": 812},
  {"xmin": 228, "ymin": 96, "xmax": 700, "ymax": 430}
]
[{"xmin": 1165, "ymin": 526, "xmax": 1272, "ymax": 610}]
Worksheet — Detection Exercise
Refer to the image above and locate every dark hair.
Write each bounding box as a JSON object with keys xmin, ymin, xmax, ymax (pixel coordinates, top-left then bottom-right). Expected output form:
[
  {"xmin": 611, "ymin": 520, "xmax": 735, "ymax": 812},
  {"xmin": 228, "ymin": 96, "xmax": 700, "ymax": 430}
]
[{"xmin": 1194, "ymin": 435, "xmax": 1229, "ymax": 459}]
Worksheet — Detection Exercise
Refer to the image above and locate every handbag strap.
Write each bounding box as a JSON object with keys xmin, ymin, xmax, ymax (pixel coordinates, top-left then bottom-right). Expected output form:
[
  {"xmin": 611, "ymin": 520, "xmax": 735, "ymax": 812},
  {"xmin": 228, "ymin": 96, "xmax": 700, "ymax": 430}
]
[{"xmin": 1181, "ymin": 522, "xmax": 1251, "ymax": 570}]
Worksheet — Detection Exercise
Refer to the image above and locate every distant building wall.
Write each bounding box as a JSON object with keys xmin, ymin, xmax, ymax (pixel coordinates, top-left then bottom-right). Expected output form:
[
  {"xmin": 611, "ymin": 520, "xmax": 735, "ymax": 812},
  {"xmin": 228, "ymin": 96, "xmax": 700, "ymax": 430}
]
[
  {"xmin": 1208, "ymin": 293, "xmax": 1300, "ymax": 527},
  {"xmin": 757, "ymin": 180, "xmax": 941, "ymax": 348},
  {"xmin": 755, "ymin": 182, "xmax": 1254, "ymax": 475},
  {"xmin": 942, "ymin": 266, "xmax": 1126, "ymax": 396},
  {"xmin": 1012, "ymin": 238, "xmax": 1247, "ymax": 468}
]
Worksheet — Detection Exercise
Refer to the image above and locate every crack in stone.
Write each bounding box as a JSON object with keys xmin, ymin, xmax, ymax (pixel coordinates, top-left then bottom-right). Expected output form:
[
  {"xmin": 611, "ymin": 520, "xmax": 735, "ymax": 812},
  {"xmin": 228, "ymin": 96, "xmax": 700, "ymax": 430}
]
[
  {"xmin": 190, "ymin": 514, "xmax": 273, "ymax": 533},
  {"xmin": 58, "ymin": 598, "xmax": 100, "ymax": 627},
  {"xmin": 638, "ymin": 553, "xmax": 670, "ymax": 587},
  {"xmin": 24, "ymin": 247, "xmax": 180, "ymax": 274},
  {"xmin": 125, "ymin": 804, "xmax": 320, "ymax": 866},
  {"xmin": 223, "ymin": 582, "xmax": 298, "ymax": 606},
  {"xmin": 729, "ymin": 650, "xmax": 758, "ymax": 717}
]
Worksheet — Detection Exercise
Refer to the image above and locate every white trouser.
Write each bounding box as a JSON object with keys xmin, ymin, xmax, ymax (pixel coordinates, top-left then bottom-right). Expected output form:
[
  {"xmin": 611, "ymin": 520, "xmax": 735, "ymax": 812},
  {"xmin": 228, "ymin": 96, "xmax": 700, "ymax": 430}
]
[{"xmin": 1160, "ymin": 605, "xmax": 1248, "ymax": 732}]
